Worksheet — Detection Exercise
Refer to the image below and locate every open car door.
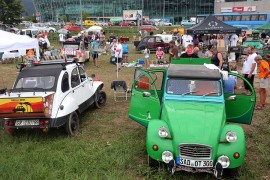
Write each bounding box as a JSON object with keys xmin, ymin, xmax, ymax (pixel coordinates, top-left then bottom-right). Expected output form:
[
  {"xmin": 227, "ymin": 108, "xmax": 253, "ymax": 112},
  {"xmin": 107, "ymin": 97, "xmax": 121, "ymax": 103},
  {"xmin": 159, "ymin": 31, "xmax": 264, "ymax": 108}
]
[
  {"xmin": 224, "ymin": 72, "xmax": 256, "ymax": 124},
  {"xmin": 129, "ymin": 69, "xmax": 161, "ymax": 127}
]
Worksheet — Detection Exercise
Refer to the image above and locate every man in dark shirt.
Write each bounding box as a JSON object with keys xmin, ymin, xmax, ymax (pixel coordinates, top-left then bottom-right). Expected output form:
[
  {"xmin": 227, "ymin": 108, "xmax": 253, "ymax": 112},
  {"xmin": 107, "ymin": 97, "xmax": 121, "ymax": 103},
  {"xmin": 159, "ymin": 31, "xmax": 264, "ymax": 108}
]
[
  {"xmin": 168, "ymin": 40, "xmax": 178, "ymax": 63},
  {"xmin": 84, "ymin": 33, "xmax": 89, "ymax": 50},
  {"xmin": 109, "ymin": 33, "xmax": 116, "ymax": 43}
]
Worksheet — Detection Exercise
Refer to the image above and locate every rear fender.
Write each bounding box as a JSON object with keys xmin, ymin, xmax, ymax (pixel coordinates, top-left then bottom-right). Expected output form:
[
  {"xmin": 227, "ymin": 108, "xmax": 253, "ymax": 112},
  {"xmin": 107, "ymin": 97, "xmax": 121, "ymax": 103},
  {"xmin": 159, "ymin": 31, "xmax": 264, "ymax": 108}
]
[
  {"xmin": 55, "ymin": 96, "xmax": 79, "ymax": 118},
  {"xmin": 217, "ymin": 124, "xmax": 246, "ymax": 168},
  {"xmin": 146, "ymin": 120, "xmax": 173, "ymax": 161}
]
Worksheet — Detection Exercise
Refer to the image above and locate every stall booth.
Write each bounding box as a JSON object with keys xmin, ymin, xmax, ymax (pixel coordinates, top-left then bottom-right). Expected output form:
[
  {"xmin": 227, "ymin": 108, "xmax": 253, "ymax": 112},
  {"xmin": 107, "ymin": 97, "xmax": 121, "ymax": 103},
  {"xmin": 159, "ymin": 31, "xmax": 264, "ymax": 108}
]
[
  {"xmin": 0, "ymin": 30, "xmax": 40, "ymax": 62},
  {"xmin": 186, "ymin": 16, "xmax": 241, "ymax": 61}
]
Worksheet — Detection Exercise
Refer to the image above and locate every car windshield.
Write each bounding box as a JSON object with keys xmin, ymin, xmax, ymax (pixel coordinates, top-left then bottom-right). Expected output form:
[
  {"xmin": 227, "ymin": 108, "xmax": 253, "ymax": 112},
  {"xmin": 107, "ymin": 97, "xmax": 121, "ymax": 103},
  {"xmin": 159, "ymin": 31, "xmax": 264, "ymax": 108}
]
[
  {"xmin": 166, "ymin": 79, "xmax": 221, "ymax": 96},
  {"xmin": 14, "ymin": 76, "xmax": 56, "ymax": 91}
]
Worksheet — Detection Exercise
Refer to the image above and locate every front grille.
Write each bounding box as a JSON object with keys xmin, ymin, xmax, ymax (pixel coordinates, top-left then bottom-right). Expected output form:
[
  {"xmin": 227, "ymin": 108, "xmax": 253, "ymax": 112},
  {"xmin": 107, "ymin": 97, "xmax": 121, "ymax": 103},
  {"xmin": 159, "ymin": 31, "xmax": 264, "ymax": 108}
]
[{"xmin": 179, "ymin": 144, "xmax": 212, "ymax": 159}]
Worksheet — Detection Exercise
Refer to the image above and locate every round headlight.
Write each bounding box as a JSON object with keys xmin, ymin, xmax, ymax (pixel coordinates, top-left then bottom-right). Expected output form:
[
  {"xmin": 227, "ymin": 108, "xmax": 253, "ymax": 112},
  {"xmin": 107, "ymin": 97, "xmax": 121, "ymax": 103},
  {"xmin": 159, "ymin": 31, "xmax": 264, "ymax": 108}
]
[
  {"xmin": 226, "ymin": 131, "xmax": 237, "ymax": 142},
  {"xmin": 158, "ymin": 126, "xmax": 169, "ymax": 138},
  {"xmin": 162, "ymin": 151, "xmax": 173, "ymax": 164},
  {"xmin": 217, "ymin": 155, "xmax": 230, "ymax": 168}
]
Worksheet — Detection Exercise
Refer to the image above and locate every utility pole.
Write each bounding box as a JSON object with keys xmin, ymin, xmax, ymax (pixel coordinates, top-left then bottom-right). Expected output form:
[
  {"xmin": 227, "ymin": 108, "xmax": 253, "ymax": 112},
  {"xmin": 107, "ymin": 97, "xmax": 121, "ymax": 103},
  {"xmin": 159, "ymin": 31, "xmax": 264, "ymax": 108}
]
[
  {"xmin": 80, "ymin": 0, "xmax": 83, "ymax": 28},
  {"xmin": 162, "ymin": 0, "xmax": 165, "ymax": 24},
  {"xmin": 103, "ymin": 0, "xmax": 105, "ymax": 22},
  {"xmin": 50, "ymin": 0, "xmax": 53, "ymax": 21}
]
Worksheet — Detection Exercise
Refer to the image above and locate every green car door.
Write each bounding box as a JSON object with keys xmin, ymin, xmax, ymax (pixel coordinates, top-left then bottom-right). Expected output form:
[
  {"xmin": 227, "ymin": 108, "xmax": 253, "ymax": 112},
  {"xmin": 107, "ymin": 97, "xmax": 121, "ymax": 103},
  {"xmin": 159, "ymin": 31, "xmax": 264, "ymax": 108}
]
[
  {"xmin": 224, "ymin": 72, "xmax": 256, "ymax": 124},
  {"xmin": 129, "ymin": 70, "xmax": 161, "ymax": 127}
]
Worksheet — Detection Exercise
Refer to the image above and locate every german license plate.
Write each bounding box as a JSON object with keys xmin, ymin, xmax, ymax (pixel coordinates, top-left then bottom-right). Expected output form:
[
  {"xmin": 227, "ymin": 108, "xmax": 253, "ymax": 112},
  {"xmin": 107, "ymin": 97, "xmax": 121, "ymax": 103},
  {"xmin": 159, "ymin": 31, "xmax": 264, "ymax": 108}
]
[
  {"xmin": 15, "ymin": 120, "xmax": 39, "ymax": 126},
  {"xmin": 180, "ymin": 158, "xmax": 213, "ymax": 168}
]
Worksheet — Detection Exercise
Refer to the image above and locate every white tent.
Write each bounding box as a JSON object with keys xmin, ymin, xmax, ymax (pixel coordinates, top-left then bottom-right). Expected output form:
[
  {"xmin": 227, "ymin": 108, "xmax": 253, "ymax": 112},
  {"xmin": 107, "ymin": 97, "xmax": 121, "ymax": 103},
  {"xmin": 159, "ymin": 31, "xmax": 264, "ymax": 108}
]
[
  {"xmin": 0, "ymin": 30, "xmax": 40, "ymax": 60},
  {"xmin": 86, "ymin": 26, "xmax": 103, "ymax": 33}
]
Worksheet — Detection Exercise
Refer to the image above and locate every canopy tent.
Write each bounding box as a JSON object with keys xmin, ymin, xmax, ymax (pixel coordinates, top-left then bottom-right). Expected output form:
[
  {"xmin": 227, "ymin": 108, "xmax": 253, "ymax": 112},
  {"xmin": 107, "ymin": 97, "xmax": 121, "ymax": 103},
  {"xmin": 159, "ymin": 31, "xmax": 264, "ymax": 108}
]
[
  {"xmin": 0, "ymin": 30, "xmax": 40, "ymax": 60},
  {"xmin": 255, "ymin": 23, "xmax": 270, "ymax": 31},
  {"xmin": 186, "ymin": 16, "xmax": 241, "ymax": 35},
  {"xmin": 87, "ymin": 26, "xmax": 103, "ymax": 32}
]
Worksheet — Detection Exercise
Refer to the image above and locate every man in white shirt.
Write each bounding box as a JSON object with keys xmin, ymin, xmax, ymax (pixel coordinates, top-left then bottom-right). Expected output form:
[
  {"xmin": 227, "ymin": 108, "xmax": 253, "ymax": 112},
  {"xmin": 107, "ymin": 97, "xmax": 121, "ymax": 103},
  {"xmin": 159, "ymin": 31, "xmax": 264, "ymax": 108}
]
[
  {"xmin": 115, "ymin": 41, "xmax": 123, "ymax": 71},
  {"xmin": 59, "ymin": 34, "xmax": 65, "ymax": 45},
  {"xmin": 241, "ymin": 46, "xmax": 257, "ymax": 95}
]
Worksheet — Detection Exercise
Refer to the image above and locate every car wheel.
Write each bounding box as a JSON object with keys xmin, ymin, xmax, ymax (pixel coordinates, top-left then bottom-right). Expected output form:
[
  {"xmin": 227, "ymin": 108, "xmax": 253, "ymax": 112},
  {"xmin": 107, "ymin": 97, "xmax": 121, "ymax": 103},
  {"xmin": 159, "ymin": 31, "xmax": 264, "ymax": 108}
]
[
  {"xmin": 225, "ymin": 167, "xmax": 240, "ymax": 177},
  {"xmin": 49, "ymin": 30, "xmax": 54, "ymax": 33},
  {"xmin": 95, "ymin": 90, "xmax": 107, "ymax": 109},
  {"xmin": 65, "ymin": 111, "xmax": 79, "ymax": 136},
  {"xmin": 148, "ymin": 155, "xmax": 159, "ymax": 168}
]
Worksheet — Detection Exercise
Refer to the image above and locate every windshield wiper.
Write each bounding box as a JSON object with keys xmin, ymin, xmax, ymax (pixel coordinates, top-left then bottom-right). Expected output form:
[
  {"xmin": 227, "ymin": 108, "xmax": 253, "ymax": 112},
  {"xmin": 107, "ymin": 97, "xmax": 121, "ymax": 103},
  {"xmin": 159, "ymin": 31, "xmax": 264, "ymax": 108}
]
[
  {"xmin": 203, "ymin": 92, "xmax": 218, "ymax": 97},
  {"xmin": 181, "ymin": 91, "xmax": 198, "ymax": 96}
]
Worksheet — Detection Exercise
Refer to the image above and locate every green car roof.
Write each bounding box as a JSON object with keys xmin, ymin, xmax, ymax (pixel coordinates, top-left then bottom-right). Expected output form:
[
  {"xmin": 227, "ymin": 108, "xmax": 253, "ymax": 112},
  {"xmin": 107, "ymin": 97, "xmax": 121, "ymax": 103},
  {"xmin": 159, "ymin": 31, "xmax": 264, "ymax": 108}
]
[{"xmin": 168, "ymin": 64, "xmax": 221, "ymax": 80}]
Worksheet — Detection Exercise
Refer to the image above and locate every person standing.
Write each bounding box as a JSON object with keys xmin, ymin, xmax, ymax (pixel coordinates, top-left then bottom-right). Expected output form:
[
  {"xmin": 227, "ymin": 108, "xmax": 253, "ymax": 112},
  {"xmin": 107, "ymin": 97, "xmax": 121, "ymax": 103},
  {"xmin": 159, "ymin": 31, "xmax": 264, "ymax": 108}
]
[
  {"xmin": 115, "ymin": 41, "xmax": 123, "ymax": 71},
  {"xmin": 110, "ymin": 39, "xmax": 117, "ymax": 64},
  {"xmin": 241, "ymin": 46, "xmax": 257, "ymax": 95},
  {"xmin": 109, "ymin": 33, "xmax": 116, "ymax": 43},
  {"xmin": 210, "ymin": 48, "xmax": 223, "ymax": 69},
  {"xmin": 90, "ymin": 39, "xmax": 100, "ymax": 67},
  {"xmin": 254, "ymin": 55, "xmax": 270, "ymax": 110},
  {"xmin": 143, "ymin": 47, "xmax": 150, "ymax": 69},
  {"xmin": 59, "ymin": 33, "xmax": 65, "ymax": 46},
  {"xmin": 122, "ymin": 41, "xmax": 129, "ymax": 64},
  {"xmin": 168, "ymin": 40, "xmax": 178, "ymax": 63}
]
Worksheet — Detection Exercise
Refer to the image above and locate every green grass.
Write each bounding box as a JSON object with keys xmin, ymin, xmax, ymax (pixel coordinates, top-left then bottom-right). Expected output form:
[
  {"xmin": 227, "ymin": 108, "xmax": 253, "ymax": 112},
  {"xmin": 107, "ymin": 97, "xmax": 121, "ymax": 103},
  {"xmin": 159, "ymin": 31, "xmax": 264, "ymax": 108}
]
[{"xmin": 0, "ymin": 28, "xmax": 270, "ymax": 179}]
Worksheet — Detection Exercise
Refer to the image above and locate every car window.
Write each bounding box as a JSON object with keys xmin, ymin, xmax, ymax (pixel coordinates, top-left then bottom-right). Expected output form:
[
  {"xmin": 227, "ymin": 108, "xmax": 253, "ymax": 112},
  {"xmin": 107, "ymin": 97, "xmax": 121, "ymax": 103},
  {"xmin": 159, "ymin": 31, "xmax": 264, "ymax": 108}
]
[
  {"xmin": 71, "ymin": 68, "xmax": 80, "ymax": 88},
  {"xmin": 15, "ymin": 76, "xmax": 55, "ymax": 90},
  {"xmin": 135, "ymin": 75, "xmax": 154, "ymax": 91},
  {"xmin": 148, "ymin": 37, "xmax": 155, "ymax": 43},
  {"xmin": 149, "ymin": 72, "xmax": 164, "ymax": 91},
  {"xmin": 78, "ymin": 67, "xmax": 87, "ymax": 82},
  {"xmin": 166, "ymin": 79, "xmax": 221, "ymax": 96},
  {"xmin": 156, "ymin": 37, "xmax": 162, "ymax": 43},
  {"xmin": 61, "ymin": 72, "xmax": 69, "ymax": 92}
]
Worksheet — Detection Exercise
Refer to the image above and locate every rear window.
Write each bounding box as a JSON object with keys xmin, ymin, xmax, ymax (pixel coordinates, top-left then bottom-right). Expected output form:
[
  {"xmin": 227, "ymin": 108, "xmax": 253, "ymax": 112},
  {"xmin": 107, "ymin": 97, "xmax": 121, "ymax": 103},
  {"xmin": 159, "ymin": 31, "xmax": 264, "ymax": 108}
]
[{"xmin": 14, "ymin": 76, "xmax": 56, "ymax": 91}]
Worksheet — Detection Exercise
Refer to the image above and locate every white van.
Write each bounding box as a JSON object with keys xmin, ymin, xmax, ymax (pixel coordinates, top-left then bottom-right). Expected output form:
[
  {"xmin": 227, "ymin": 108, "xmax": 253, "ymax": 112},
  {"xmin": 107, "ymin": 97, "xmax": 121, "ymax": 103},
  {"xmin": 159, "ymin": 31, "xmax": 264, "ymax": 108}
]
[{"xmin": 19, "ymin": 28, "xmax": 39, "ymax": 38}]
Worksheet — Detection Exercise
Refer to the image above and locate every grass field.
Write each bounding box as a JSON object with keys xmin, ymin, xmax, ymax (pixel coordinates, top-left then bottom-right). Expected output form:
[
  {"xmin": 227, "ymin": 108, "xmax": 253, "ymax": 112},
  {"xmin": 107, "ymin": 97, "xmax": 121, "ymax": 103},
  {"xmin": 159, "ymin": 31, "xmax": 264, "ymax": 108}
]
[{"xmin": 0, "ymin": 35, "xmax": 270, "ymax": 179}]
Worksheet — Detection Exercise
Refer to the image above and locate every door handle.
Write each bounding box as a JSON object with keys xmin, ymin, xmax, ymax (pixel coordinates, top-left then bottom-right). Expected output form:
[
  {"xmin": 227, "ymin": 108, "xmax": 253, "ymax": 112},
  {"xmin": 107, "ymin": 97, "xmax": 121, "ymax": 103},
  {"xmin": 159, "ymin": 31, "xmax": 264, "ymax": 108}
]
[
  {"xmin": 82, "ymin": 84, "xmax": 84, "ymax": 87},
  {"xmin": 72, "ymin": 90, "xmax": 75, "ymax": 93},
  {"xmin": 227, "ymin": 95, "xmax": 236, "ymax": 101},
  {"xmin": 250, "ymin": 98, "xmax": 255, "ymax": 102},
  {"xmin": 142, "ymin": 92, "xmax": 151, "ymax": 97}
]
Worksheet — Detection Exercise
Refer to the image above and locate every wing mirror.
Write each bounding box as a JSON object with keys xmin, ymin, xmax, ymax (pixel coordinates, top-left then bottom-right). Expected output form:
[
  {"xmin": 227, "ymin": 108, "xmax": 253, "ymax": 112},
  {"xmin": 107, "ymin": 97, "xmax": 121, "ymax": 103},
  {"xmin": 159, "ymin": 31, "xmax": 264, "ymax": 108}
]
[{"xmin": 142, "ymin": 92, "xmax": 151, "ymax": 97}]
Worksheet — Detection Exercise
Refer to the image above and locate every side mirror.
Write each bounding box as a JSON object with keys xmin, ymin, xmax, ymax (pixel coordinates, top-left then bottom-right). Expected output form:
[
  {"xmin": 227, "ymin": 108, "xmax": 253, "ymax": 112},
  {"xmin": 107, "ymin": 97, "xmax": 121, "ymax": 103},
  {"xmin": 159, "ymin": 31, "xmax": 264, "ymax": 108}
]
[{"xmin": 142, "ymin": 92, "xmax": 151, "ymax": 97}]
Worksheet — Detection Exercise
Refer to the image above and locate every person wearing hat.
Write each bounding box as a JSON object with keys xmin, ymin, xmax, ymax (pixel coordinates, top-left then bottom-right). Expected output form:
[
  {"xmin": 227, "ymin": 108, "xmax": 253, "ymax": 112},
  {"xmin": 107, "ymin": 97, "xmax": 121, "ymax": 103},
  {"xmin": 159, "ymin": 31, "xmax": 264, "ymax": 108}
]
[
  {"xmin": 90, "ymin": 39, "xmax": 100, "ymax": 67},
  {"xmin": 254, "ymin": 55, "xmax": 270, "ymax": 110}
]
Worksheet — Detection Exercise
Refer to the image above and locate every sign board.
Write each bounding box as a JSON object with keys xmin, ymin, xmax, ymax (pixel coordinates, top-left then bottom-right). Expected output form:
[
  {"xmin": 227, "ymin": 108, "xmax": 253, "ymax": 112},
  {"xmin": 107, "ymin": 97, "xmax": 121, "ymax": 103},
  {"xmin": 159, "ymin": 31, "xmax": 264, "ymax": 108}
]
[
  {"xmin": 221, "ymin": 6, "xmax": 256, "ymax": 13},
  {"xmin": 123, "ymin": 10, "xmax": 142, "ymax": 21},
  {"xmin": 221, "ymin": 7, "xmax": 233, "ymax": 13}
]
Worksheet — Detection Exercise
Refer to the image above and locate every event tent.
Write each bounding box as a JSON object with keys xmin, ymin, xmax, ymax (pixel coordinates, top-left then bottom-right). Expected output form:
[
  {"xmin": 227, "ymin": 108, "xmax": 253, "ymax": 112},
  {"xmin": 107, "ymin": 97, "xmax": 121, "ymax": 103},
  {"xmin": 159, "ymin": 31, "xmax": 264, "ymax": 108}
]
[
  {"xmin": 0, "ymin": 30, "xmax": 40, "ymax": 60},
  {"xmin": 256, "ymin": 23, "xmax": 270, "ymax": 32},
  {"xmin": 86, "ymin": 26, "xmax": 103, "ymax": 32},
  {"xmin": 186, "ymin": 15, "xmax": 241, "ymax": 35}
]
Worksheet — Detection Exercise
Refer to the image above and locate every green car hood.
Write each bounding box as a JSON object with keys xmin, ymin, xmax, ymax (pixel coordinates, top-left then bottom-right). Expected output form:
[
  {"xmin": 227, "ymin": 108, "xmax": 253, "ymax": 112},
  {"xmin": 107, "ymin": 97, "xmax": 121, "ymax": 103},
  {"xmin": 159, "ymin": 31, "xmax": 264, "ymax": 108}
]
[{"xmin": 162, "ymin": 101, "xmax": 225, "ymax": 148}]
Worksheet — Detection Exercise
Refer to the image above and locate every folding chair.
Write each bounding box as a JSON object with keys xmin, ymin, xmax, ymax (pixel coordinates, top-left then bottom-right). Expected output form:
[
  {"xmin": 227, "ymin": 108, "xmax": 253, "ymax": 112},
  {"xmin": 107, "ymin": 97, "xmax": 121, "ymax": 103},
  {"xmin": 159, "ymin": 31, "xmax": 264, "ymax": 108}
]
[{"xmin": 111, "ymin": 81, "xmax": 130, "ymax": 101}]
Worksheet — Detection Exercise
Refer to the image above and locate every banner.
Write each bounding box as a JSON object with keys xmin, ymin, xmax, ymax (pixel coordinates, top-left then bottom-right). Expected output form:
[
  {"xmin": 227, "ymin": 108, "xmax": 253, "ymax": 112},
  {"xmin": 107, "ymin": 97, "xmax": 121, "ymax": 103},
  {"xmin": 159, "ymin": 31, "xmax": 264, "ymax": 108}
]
[
  {"xmin": 221, "ymin": 6, "xmax": 256, "ymax": 13},
  {"xmin": 123, "ymin": 10, "xmax": 142, "ymax": 21}
]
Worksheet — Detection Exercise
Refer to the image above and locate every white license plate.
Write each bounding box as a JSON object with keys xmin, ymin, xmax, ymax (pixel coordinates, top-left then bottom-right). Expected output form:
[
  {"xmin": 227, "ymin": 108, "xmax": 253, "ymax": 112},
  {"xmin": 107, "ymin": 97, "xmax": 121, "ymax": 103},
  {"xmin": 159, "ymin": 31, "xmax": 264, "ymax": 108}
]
[
  {"xmin": 180, "ymin": 158, "xmax": 213, "ymax": 168},
  {"xmin": 15, "ymin": 120, "xmax": 39, "ymax": 126}
]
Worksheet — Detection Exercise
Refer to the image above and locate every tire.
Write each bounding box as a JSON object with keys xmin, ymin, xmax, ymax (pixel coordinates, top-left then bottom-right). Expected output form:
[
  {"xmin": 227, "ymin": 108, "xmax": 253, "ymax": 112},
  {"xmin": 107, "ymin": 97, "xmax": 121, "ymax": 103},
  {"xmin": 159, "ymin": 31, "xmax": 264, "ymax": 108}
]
[
  {"xmin": 65, "ymin": 112, "xmax": 79, "ymax": 136},
  {"xmin": 95, "ymin": 90, "xmax": 107, "ymax": 109},
  {"xmin": 148, "ymin": 155, "xmax": 159, "ymax": 168},
  {"xmin": 227, "ymin": 167, "xmax": 240, "ymax": 177}
]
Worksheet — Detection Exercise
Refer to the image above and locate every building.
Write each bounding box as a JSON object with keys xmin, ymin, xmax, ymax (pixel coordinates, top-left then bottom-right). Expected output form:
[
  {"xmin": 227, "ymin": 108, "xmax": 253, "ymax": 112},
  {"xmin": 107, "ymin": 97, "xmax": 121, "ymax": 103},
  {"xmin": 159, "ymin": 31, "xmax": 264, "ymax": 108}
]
[
  {"xmin": 215, "ymin": 0, "xmax": 270, "ymax": 14},
  {"xmin": 33, "ymin": 0, "xmax": 214, "ymax": 24}
]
